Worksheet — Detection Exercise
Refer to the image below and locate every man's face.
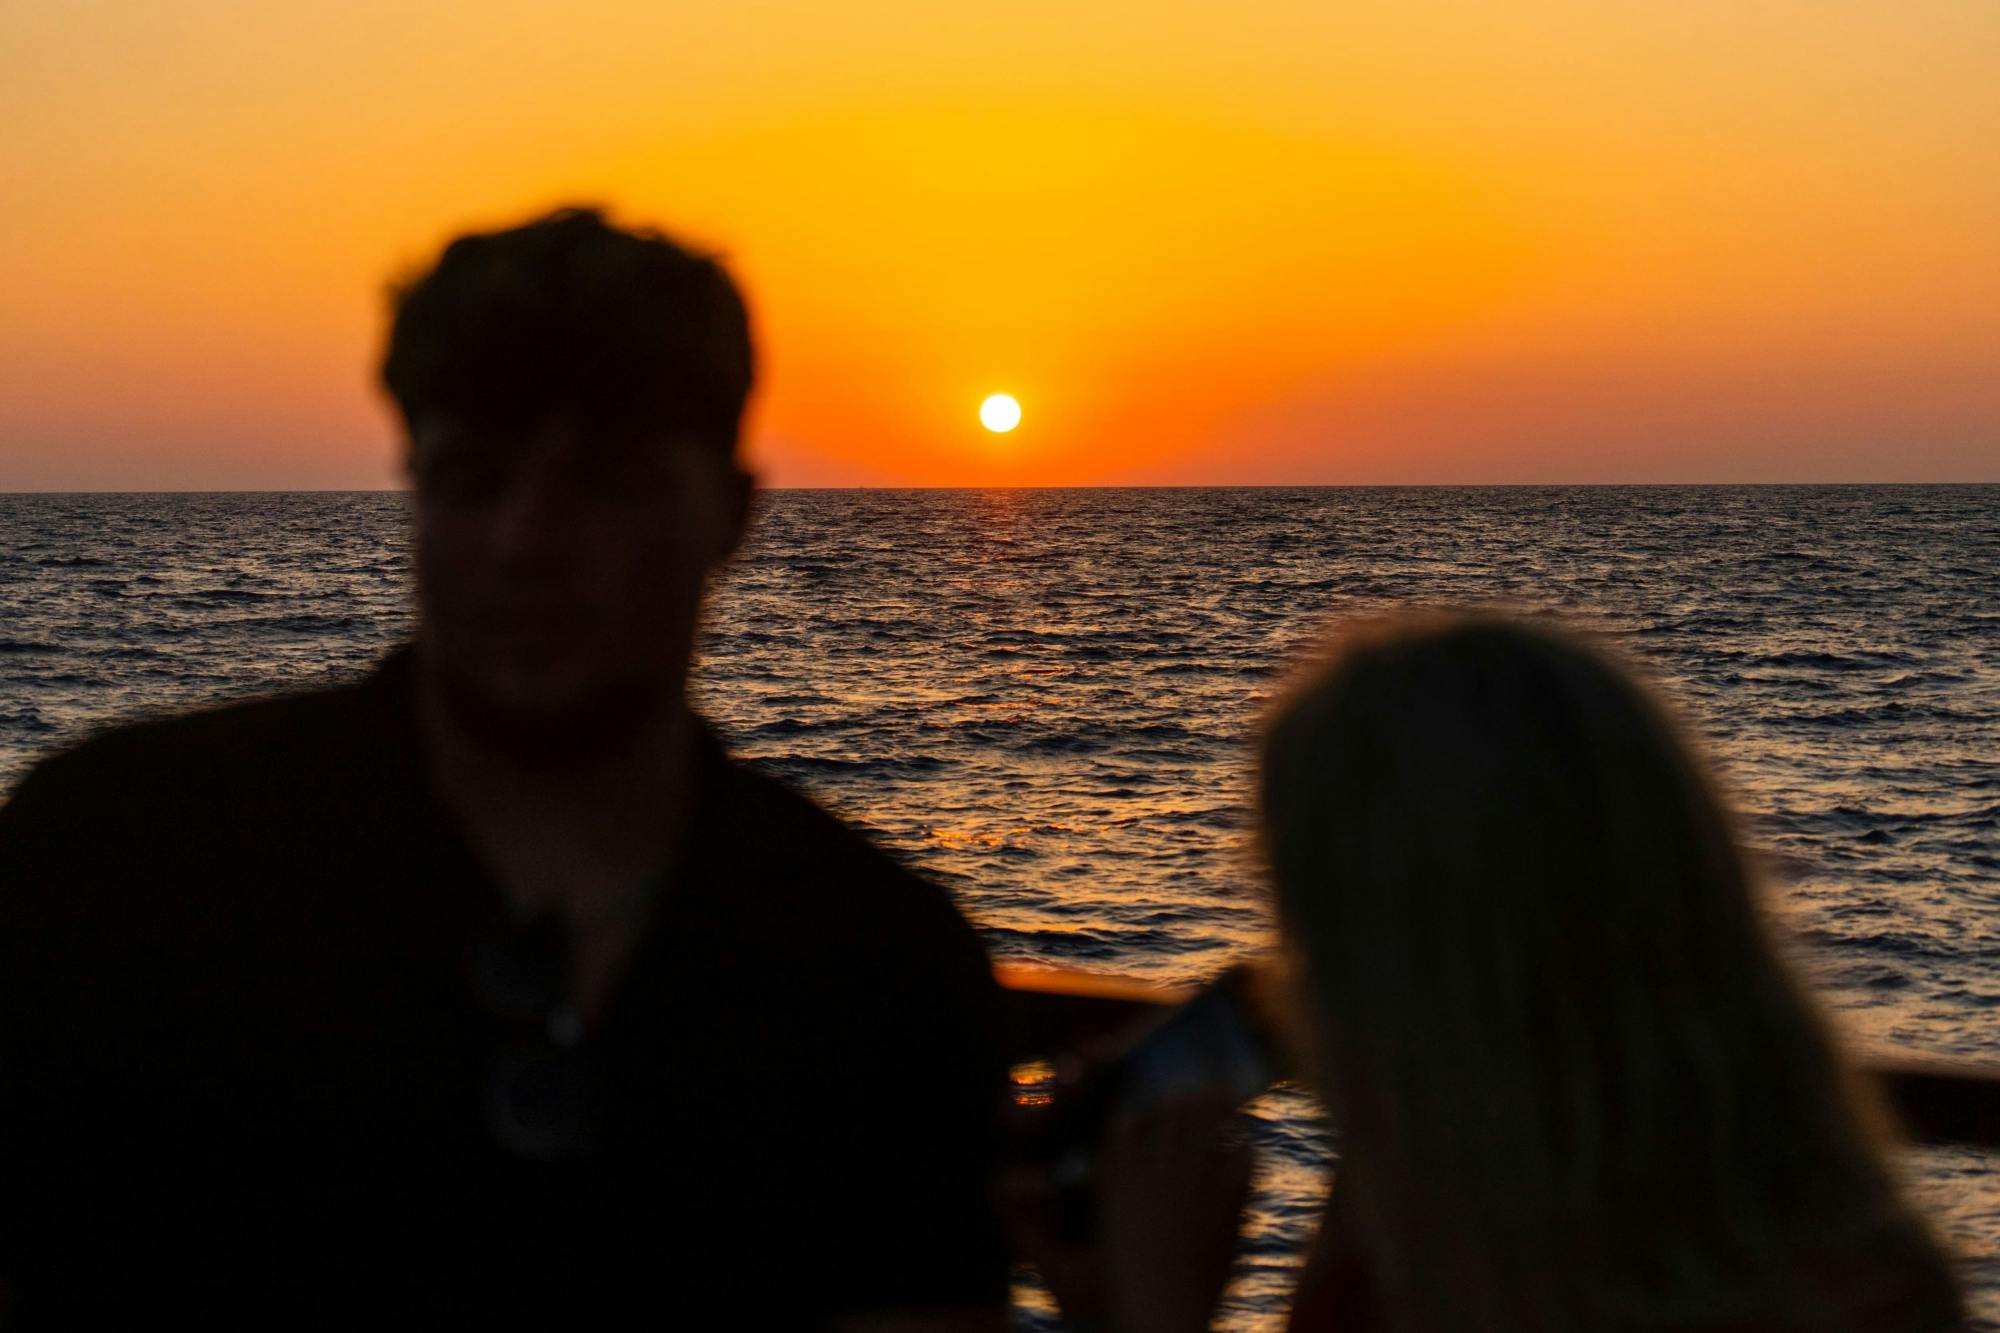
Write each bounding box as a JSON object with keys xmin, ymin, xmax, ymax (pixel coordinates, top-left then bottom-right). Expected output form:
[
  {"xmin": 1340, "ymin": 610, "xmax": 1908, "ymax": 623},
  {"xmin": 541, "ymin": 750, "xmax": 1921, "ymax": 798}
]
[{"xmin": 410, "ymin": 413, "xmax": 749, "ymax": 749}]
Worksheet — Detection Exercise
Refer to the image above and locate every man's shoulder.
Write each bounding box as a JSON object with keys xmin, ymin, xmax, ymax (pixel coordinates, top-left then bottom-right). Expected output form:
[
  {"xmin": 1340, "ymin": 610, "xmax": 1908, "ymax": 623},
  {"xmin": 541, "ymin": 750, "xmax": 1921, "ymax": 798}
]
[
  {"xmin": 705, "ymin": 744, "xmax": 992, "ymax": 972},
  {"xmin": 0, "ymin": 662, "xmax": 411, "ymax": 1000},
  {"xmin": 1, "ymin": 661, "xmax": 402, "ymax": 843},
  {"xmin": 714, "ymin": 751, "xmax": 899, "ymax": 868}
]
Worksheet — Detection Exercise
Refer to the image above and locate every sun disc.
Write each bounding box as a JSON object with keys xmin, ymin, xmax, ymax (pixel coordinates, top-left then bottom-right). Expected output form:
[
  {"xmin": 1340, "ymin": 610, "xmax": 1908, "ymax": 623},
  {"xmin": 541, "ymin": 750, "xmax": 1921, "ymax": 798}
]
[{"xmin": 980, "ymin": 394, "xmax": 1021, "ymax": 433}]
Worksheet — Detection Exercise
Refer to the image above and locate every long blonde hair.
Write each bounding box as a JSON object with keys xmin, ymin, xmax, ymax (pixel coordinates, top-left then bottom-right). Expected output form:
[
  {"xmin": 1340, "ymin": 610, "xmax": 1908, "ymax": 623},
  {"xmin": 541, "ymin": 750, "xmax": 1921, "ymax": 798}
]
[{"xmin": 1259, "ymin": 614, "xmax": 1962, "ymax": 1333}]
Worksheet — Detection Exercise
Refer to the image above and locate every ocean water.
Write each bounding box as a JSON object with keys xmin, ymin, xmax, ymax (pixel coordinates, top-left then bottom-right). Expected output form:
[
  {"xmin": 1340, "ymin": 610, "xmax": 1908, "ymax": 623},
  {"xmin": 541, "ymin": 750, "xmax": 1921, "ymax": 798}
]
[{"xmin": 2, "ymin": 486, "xmax": 1996, "ymax": 1326}]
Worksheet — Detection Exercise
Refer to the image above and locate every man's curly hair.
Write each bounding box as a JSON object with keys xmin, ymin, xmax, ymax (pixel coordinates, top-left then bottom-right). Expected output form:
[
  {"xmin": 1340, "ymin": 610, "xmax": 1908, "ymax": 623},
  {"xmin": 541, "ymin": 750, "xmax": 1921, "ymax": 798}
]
[{"xmin": 381, "ymin": 206, "xmax": 754, "ymax": 454}]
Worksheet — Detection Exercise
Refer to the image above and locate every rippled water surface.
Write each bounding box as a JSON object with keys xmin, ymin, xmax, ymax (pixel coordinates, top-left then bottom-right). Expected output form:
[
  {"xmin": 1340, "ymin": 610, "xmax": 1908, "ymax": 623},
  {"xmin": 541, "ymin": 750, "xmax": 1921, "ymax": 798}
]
[{"xmin": 2, "ymin": 487, "xmax": 1996, "ymax": 1326}]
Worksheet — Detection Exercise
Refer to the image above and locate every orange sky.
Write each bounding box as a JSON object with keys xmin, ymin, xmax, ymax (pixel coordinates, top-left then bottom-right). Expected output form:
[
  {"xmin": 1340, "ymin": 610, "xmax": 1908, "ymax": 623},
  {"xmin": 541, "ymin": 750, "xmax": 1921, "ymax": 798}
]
[{"xmin": 3, "ymin": 0, "xmax": 1995, "ymax": 488}]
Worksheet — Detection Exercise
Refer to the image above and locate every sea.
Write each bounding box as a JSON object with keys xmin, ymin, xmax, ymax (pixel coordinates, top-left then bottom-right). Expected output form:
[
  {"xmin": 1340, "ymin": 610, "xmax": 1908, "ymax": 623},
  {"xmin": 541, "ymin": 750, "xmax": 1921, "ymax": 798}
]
[{"xmin": 1, "ymin": 485, "xmax": 1996, "ymax": 1327}]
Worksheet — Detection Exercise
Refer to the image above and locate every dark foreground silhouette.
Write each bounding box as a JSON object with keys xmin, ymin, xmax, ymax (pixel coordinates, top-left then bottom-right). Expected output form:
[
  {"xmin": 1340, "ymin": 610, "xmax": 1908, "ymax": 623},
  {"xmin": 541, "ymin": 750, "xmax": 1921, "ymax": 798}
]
[{"xmin": 0, "ymin": 208, "xmax": 1008, "ymax": 1330}]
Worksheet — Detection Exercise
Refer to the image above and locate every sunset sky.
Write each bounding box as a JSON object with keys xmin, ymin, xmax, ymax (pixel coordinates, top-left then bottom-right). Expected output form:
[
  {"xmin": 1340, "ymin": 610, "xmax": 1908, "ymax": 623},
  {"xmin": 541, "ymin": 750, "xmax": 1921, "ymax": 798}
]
[{"xmin": 3, "ymin": 0, "xmax": 1995, "ymax": 488}]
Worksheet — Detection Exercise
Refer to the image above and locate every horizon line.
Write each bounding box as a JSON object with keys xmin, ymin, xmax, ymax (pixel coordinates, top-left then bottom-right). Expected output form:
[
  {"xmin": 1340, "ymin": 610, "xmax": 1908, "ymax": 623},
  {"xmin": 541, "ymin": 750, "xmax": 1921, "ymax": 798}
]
[{"xmin": 3, "ymin": 479, "xmax": 1998, "ymax": 497}]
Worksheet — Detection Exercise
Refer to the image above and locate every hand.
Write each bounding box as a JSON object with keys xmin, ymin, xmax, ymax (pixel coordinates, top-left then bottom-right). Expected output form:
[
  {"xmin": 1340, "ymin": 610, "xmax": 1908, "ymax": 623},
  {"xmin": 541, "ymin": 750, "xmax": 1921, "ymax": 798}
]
[
  {"xmin": 1097, "ymin": 1092, "xmax": 1254, "ymax": 1333},
  {"xmin": 1001, "ymin": 1089, "xmax": 1253, "ymax": 1333}
]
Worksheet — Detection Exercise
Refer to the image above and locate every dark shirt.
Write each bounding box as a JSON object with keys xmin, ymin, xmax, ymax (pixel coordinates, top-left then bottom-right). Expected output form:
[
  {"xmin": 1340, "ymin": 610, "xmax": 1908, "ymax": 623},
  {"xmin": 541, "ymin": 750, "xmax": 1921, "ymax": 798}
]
[{"xmin": 0, "ymin": 648, "xmax": 1008, "ymax": 1328}]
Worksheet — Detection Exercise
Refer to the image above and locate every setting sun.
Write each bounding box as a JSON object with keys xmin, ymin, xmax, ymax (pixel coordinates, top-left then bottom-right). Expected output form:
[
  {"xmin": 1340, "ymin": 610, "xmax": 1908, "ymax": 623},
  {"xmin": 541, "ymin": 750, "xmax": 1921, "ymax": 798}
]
[{"xmin": 980, "ymin": 394, "xmax": 1022, "ymax": 434}]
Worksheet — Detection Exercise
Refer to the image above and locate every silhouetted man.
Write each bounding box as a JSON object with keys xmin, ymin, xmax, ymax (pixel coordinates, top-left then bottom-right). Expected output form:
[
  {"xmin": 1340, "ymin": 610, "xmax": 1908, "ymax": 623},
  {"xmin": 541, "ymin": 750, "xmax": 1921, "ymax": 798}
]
[{"xmin": 0, "ymin": 208, "xmax": 1008, "ymax": 1329}]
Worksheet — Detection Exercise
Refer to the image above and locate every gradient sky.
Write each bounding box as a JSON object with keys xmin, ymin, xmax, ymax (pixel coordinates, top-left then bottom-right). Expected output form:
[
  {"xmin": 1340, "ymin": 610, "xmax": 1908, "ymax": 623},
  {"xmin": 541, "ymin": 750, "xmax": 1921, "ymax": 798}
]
[{"xmin": 3, "ymin": 0, "xmax": 1995, "ymax": 488}]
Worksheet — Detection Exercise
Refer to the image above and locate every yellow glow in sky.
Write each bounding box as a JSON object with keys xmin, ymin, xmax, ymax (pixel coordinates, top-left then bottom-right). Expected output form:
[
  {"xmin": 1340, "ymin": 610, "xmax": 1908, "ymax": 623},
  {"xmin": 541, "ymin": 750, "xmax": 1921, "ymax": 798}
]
[{"xmin": 1, "ymin": 0, "xmax": 1995, "ymax": 487}]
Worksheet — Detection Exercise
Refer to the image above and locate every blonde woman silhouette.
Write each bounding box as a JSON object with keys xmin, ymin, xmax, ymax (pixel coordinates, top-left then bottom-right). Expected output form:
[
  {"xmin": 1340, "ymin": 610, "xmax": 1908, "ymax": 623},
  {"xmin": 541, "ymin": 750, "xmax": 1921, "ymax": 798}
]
[{"xmin": 1030, "ymin": 615, "xmax": 1966, "ymax": 1333}]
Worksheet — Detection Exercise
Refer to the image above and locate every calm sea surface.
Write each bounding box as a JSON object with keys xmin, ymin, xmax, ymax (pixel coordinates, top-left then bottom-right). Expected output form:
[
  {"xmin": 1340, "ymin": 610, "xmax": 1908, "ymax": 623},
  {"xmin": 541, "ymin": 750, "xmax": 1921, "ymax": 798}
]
[{"xmin": 2, "ymin": 486, "xmax": 1996, "ymax": 1326}]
